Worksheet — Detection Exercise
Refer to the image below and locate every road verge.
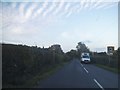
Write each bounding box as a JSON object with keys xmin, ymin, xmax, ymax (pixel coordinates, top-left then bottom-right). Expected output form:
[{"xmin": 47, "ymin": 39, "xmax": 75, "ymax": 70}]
[
  {"xmin": 95, "ymin": 64, "xmax": 119, "ymax": 74},
  {"xmin": 23, "ymin": 62, "xmax": 69, "ymax": 88}
]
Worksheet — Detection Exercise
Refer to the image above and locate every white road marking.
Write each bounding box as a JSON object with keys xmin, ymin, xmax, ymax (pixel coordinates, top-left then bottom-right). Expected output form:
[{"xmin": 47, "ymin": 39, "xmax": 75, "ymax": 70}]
[
  {"xmin": 94, "ymin": 79, "xmax": 104, "ymax": 90},
  {"xmin": 81, "ymin": 63, "xmax": 83, "ymax": 67},
  {"xmin": 83, "ymin": 67, "xmax": 89, "ymax": 73}
]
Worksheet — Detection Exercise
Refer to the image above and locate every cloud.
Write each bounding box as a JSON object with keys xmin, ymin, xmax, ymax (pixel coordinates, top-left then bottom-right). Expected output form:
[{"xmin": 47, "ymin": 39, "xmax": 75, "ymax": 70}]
[
  {"xmin": 90, "ymin": 0, "xmax": 105, "ymax": 9},
  {"xmin": 2, "ymin": 1, "xmax": 117, "ymax": 27},
  {"xmin": 24, "ymin": 3, "xmax": 38, "ymax": 19},
  {"xmin": 42, "ymin": 2, "xmax": 57, "ymax": 17},
  {"xmin": 33, "ymin": 2, "xmax": 48, "ymax": 18},
  {"xmin": 80, "ymin": 0, "xmax": 86, "ymax": 9},
  {"xmin": 60, "ymin": 1, "xmax": 117, "ymax": 17},
  {"xmin": 11, "ymin": 27, "xmax": 23, "ymax": 35},
  {"xmin": 65, "ymin": 3, "xmax": 71, "ymax": 11},
  {"xmin": 93, "ymin": 47, "xmax": 106, "ymax": 52},
  {"xmin": 11, "ymin": 2, "xmax": 17, "ymax": 8},
  {"xmin": 60, "ymin": 29, "xmax": 93, "ymax": 41},
  {"xmin": 61, "ymin": 2, "xmax": 78, "ymax": 17},
  {"xmin": 103, "ymin": 2, "xmax": 117, "ymax": 9},
  {"xmin": 82, "ymin": 40, "xmax": 92, "ymax": 44},
  {"xmin": 65, "ymin": 10, "xmax": 72, "ymax": 17},
  {"xmin": 58, "ymin": 2, "xmax": 71, "ymax": 17},
  {"xmin": 84, "ymin": 2, "xmax": 90, "ymax": 8},
  {"xmin": 18, "ymin": 3, "xmax": 27, "ymax": 16},
  {"xmin": 10, "ymin": 3, "xmax": 29, "ymax": 23},
  {"xmin": 3, "ymin": 23, "xmax": 39, "ymax": 43},
  {"xmin": 95, "ymin": 2, "xmax": 116, "ymax": 9},
  {"xmin": 65, "ymin": 3, "xmax": 79, "ymax": 17},
  {"xmin": 6, "ymin": 1, "xmax": 117, "ymax": 20},
  {"xmin": 94, "ymin": 0, "xmax": 104, "ymax": 7},
  {"xmin": 2, "ymin": 1, "xmax": 117, "ymax": 51},
  {"xmin": 53, "ymin": 1, "xmax": 65, "ymax": 15}
]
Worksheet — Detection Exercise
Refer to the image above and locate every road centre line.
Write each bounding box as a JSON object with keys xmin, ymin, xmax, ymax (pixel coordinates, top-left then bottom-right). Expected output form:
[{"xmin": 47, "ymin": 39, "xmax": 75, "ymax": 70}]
[
  {"xmin": 81, "ymin": 63, "xmax": 83, "ymax": 67},
  {"xmin": 94, "ymin": 79, "xmax": 104, "ymax": 90},
  {"xmin": 83, "ymin": 67, "xmax": 89, "ymax": 73}
]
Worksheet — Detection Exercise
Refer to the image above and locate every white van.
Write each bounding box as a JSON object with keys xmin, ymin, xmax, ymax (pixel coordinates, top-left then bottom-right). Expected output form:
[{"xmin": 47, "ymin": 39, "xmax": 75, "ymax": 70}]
[{"xmin": 81, "ymin": 53, "xmax": 90, "ymax": 63}]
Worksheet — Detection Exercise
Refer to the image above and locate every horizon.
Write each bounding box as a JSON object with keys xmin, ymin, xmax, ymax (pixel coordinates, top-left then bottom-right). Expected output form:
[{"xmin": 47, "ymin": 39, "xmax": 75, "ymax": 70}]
[
  {"xmin": 1, "ymin": 1, "xmax": 118, "ymax": 53},
  {"xmin": 1, "ymin": 42, "xmax": 119, "ymax": 53}
]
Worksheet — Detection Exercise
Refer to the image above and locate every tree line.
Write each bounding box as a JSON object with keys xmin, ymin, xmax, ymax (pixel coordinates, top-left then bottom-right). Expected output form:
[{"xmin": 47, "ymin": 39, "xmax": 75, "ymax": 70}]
[
  {"xmin": 2, "ymin": 43, "xmax": 72, "ymax": 88},
  {"xmin": 2, "ymin": 42, "xmax": 119, "ymax": 88},
  {"xmin": 76, "ymin": 42, "xmax": 119, "ymax": 70}
]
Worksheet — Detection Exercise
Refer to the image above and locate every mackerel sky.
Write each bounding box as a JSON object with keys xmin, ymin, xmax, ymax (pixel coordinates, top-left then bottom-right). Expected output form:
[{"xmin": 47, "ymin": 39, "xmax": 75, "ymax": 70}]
[{"xmin": 1, "ymin": 0, "xmax": 119, "ymax": 52}]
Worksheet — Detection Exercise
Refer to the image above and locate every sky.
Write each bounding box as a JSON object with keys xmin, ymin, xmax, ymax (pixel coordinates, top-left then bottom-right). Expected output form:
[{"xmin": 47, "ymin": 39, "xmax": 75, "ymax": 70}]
[{"xmin": 1, "ymin": 0, "xmax": 119, "ymax": 52}]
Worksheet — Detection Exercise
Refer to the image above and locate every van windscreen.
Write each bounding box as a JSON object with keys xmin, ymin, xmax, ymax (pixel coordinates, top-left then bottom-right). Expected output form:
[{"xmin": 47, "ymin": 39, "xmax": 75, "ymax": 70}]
[{"xmin": 82, "ymin": 55, "xmax": 89, "ymax": 58}]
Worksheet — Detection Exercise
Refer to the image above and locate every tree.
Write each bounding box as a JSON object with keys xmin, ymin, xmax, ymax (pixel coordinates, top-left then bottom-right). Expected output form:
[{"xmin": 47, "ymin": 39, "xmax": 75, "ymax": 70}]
[
  {"xmin": 66, "ymin": 49, "xmax": 77, "ymax": 59},
  {"xmin": 76, "ymin": 42, "xmax": 90, "ymax": 56}
]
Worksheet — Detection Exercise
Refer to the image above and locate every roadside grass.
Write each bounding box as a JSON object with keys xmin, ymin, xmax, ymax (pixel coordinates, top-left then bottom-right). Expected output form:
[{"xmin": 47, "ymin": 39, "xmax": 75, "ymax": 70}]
[
  {"xmin": 23, "ymin": 61, "xmax": 69, "ymax": 88},
  {"xmin": 95, "ymin": 64, "xmax": 119, "ymax": 74}
]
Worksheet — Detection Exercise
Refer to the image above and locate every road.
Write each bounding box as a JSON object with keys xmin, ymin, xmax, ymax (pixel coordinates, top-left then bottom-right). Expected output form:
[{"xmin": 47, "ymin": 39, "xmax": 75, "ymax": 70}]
[{"xmin": 36, "ymin": 59, "xmax": 118, "ymax": 89}]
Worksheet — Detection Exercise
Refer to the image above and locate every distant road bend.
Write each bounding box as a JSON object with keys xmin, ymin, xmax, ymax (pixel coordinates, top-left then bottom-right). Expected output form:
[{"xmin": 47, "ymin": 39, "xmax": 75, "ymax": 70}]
[{"xmin": 37, "ymin": 59, "xmax": 118, "ymax": 89}]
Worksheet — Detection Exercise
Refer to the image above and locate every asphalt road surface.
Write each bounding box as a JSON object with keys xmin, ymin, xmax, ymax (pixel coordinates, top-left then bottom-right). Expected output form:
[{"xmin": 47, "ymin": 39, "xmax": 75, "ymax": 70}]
[{"xmin": 36, "ymin": 59, "xmax": 118, "ymax": 89}]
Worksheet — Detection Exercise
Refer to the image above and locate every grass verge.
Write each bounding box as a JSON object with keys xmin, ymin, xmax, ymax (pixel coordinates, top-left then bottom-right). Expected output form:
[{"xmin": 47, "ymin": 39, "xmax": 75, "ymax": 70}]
[
  {"xmin": 24, "ymin": 62, "xmax": 69, "ymax": 88},
  {"xmin": 95, "ymin": 64, "xmax": 119, "ymax": 74}
]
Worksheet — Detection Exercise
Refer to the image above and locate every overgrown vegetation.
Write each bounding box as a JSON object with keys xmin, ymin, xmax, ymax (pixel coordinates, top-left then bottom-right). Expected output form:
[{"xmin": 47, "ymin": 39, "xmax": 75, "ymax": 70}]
[
  {"xmin": 2, "ymin": 43, "xmax": 71, "ymax": 88},
  {"xmin": 90, "ymin": 49, "xmax": 119, "ymax": 73},
  {"xmin": 2, "ymin": 42, "xmax": 119, "ymax": 88},
  {"xmin": 26, "ymin": 62, "xmax": 68, "ymax": 88},
  {"xmin": 95, "ymin": 64, "xmax": 118, "ymax": 73},
  {"xmin": 76, "ymin": 42, "xmax": 119, "ymax": 73}
]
